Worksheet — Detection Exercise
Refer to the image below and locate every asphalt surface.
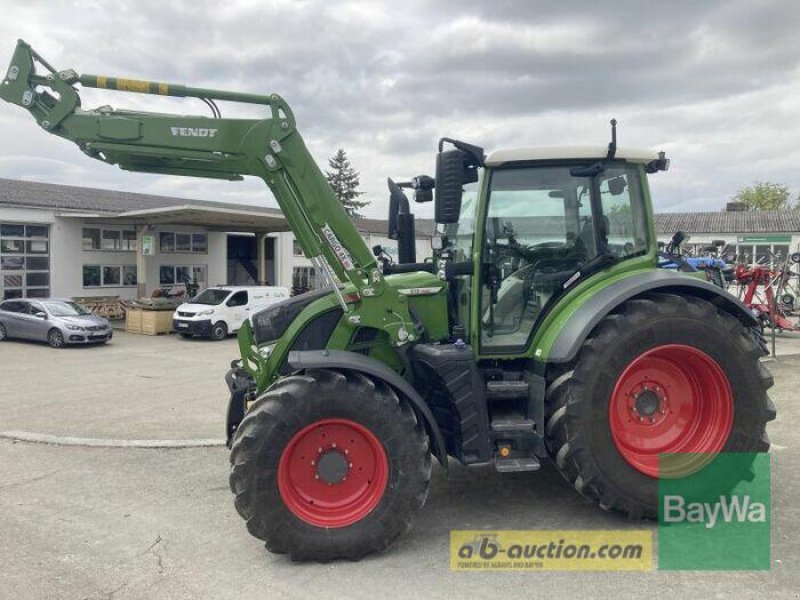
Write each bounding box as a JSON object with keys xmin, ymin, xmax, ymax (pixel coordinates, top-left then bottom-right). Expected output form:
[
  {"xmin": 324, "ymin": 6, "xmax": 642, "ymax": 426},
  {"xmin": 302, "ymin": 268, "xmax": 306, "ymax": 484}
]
[{"xmin": 0, "ymin": 330, "xmax": 798, "ymax": 599}]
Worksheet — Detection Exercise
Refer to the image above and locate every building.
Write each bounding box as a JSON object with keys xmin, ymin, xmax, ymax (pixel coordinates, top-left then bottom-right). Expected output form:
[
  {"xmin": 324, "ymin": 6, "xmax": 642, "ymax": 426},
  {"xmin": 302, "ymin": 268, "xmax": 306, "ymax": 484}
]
[
  {"xmin": 655, "ymin": 205, "xmax": 800, "ymax": 264},
  {"xmin": 0, "ymin": 178, "xmax": 432, "ymax": 301}
]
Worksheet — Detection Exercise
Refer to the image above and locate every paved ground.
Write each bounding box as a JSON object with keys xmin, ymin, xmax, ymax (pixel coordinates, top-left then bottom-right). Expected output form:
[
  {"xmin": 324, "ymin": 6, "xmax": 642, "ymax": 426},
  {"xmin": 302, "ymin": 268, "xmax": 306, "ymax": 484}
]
[{"xmin": 0, "ymin": 331, "xmax": 798, "ymax": 599}]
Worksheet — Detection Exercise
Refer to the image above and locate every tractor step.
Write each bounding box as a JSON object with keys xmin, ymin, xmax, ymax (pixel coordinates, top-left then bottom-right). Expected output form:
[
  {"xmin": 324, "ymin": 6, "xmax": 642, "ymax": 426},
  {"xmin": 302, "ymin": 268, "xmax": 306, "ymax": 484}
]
[
  {"xmin": 490, "ymin": 417, "xmax": 535, "ymax": 432},
  {"xmin": 486, "ymin": 380, "xmax": 529, "ymax": 400},
  {"xmin": 494, "ymin": 455, "xmax": 541, "ymax": 473}
]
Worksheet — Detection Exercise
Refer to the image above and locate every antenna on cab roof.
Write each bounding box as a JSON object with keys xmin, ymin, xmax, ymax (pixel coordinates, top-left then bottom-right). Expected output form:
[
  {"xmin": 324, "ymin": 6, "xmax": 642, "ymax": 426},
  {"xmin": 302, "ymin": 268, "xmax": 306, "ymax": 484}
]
[{"xmin": 606, "ymin": 118, "xmax": 617, "ymax": 160}]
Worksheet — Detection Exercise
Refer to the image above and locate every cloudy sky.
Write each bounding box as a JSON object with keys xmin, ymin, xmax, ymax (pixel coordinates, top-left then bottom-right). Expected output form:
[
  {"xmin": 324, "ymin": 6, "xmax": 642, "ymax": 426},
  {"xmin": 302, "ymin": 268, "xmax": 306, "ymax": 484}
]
[{"xmin": 1, "ymin": 0, "xmax": 799, "ymax": 218}]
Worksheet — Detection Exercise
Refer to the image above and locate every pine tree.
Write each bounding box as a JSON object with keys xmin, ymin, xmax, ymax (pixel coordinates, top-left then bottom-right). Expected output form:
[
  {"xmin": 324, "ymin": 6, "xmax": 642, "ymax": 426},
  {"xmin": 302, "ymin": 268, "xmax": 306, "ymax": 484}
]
[{"xmin": 325, "ymin": 148, "xmax": 370, "ymax": 218}]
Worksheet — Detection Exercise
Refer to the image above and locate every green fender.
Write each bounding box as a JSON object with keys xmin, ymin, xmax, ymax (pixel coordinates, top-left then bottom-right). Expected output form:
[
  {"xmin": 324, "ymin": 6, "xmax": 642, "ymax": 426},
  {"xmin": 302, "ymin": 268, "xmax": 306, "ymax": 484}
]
[{"xmin": 544, "ymin": 269, "xmax": 759, "ymax": 363}]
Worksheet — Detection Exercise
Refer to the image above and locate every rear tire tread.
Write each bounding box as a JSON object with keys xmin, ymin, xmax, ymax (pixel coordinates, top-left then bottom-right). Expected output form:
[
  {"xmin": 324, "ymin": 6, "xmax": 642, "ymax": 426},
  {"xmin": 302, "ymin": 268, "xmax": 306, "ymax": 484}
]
[{"xmin": 544, "ymin": 292, "xmax": 774, "ymax": 519}]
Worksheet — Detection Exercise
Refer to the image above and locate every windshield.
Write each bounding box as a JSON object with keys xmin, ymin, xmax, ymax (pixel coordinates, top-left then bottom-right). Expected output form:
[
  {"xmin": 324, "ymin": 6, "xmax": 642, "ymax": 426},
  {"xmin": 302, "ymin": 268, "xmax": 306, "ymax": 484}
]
[
  {"xmin": 43, "ymin": 301, "xmax": 92, "ymax": 317},
  {"xmin": 193, "ymin": 288, "xmax": 232, "ymax": 305}
]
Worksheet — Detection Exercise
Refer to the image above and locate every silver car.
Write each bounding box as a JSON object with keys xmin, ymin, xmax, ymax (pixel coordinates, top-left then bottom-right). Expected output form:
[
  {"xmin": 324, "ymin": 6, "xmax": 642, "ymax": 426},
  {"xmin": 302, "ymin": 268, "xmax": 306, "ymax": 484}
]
[{"xmin": 0, "ymin": 298, "xmax": 113, "ymax": 348}]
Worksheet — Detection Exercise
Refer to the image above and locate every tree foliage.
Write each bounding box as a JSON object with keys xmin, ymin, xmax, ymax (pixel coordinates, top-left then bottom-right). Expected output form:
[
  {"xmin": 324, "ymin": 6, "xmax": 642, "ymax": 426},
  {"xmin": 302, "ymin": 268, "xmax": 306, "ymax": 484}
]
[
  {"xmin": 732, "ymin": 181, "xmax": 799, "ymax": 211},
  {"xmin": 325, "ymin": 148, "xmax": 370, "ymax": 218}
]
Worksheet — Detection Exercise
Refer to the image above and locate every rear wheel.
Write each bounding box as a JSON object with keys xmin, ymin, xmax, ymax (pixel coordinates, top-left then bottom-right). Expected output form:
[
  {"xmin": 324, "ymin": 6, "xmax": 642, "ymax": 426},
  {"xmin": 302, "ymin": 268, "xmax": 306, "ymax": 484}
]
[
  {"xmin": 210, "ymin": 321, "xmax": 227, "ymax": 341},
  {"xmin": 229, "ymin": 368, "xmax": 431, "ymax": 561},
  {"xmin": 545, "ymin": 293, "xmax": 775, "ymax": 518},
  {"xmin": 0, "ymin": 323, "xmax": 7, "ymax": 341},
  {"xmin": 47, "ymin": 328, "xmax": 65, "ymax": 348}
]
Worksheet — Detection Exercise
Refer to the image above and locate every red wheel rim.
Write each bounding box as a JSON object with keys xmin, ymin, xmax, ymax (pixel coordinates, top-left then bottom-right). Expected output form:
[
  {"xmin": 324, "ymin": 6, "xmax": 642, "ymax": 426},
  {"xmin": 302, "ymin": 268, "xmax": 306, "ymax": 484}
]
[
  {"xmin": 609, "ymin": 344, "xmax": 733, "ymax": 478},
  {"xmin": 278, "ymin": 418, "xmax": 389, "ymax": 528}
]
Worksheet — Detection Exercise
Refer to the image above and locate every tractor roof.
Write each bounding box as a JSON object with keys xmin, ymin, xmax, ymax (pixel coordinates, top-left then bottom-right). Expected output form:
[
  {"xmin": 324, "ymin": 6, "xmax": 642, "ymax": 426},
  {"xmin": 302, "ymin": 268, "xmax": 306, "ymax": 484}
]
[{"xmin": 485, "ymin": 146, "xmax": 661, "ymax": 167}]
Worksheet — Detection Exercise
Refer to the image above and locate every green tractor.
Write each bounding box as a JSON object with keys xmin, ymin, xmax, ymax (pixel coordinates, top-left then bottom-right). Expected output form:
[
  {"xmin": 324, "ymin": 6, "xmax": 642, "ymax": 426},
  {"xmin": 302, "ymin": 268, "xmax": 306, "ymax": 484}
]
[{"xmin": 2, "ymin": 41, "xmax": 775, "ymax": 562}]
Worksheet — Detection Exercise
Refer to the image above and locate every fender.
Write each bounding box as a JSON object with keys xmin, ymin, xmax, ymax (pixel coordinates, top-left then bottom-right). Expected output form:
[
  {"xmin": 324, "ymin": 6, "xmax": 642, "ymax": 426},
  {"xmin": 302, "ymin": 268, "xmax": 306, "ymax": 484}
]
[
  {"xmin": 548, "ymin": 270, "xmax": 759, "ymax": 363},
  {"xmin": 287, "ymin": 349, "xmax": 448, "ymax": 469}
]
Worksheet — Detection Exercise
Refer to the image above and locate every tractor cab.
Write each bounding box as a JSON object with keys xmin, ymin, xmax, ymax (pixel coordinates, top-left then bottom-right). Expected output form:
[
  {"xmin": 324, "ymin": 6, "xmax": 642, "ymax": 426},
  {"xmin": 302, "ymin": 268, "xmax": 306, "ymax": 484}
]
[{"xmin": 431, "ymin": 138, "xmax": 669, "ymax": 355}]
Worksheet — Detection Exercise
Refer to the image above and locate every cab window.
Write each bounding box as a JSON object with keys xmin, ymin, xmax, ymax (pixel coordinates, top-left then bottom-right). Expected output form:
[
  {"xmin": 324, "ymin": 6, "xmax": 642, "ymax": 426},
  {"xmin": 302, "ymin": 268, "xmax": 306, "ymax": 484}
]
[{"xmin": 227, "ymin": 291, "xmax": 248, "ymax": 307}]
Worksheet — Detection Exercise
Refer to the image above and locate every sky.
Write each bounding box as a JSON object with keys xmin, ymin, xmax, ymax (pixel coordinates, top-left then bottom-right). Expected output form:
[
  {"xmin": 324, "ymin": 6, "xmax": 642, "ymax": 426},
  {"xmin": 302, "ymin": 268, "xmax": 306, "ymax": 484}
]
[{"xmin": 0, "ymin": 0, "xmax": 799, "ymax": 218}]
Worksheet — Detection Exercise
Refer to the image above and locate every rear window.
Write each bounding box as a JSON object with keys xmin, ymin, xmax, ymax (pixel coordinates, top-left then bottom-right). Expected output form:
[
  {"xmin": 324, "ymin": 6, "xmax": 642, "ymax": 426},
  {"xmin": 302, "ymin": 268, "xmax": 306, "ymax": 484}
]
[{"xmin": 1, "ymin": 301, "xmax": 27, "ymax": 313}]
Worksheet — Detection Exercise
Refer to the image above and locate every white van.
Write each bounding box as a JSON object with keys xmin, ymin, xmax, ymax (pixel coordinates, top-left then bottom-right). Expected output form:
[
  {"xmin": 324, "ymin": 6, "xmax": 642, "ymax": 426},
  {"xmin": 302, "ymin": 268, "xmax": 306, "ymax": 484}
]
[{"xmin": 172, "ymin": 286, "xmax": 290, "ymax": 340}]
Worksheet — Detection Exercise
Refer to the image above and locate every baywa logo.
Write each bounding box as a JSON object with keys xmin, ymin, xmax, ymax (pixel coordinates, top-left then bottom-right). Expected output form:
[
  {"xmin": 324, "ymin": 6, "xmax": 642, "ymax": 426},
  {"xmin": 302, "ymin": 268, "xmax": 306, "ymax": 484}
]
[
  {"xmin": 658, "ymin": 453, "xmax": 771, "ymax": 570},
  {"xmin": 662, "ymin": 494, "xmax": 767, "ymax": 529}
]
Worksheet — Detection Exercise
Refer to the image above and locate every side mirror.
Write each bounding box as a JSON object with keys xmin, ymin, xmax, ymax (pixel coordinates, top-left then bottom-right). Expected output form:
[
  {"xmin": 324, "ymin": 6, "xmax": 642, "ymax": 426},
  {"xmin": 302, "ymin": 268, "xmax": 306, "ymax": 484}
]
[
  {"xmin": 670, "ymin": 230, "xmax": 689, "ymax": 247},
  {"xmin": 607, "ymin": 176, "xmax": 626, "ymax": 196},
  {"xmin": 435, "ymin": 149, "xmax": 468, "ymax": 224},
  {"xmin": 35, "ymin": 311, "xmax": 47, "ymax": 319},
  {"xmin": 411, "ymin": 175, "xmax": 434, "ymax": 203}
]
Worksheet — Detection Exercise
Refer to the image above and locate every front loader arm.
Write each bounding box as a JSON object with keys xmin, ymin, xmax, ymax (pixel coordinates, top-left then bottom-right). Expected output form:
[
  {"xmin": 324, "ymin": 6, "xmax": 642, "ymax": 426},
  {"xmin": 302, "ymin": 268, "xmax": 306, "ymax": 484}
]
[{"xmin": 1, "ymin": 40, "xmax": 415, "ymax": 344}]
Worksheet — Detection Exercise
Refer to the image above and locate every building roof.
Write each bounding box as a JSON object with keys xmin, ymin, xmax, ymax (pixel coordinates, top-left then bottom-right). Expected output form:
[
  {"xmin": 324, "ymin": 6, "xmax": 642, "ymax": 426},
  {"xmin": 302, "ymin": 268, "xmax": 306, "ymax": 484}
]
[
  {"xmin": 0, "ymin": 177, "xmax": 284, "ymax": 217},
  {"xmin": 485, "ymin": 146, "xmax": 660, "ymax": 166},
  {"xmin": 654, "ymin": 210, "xmax": 800, "ymax": 235},
  {"xmin": 0, "ymin": 177, "xmax": 435, "ymax": 236}
]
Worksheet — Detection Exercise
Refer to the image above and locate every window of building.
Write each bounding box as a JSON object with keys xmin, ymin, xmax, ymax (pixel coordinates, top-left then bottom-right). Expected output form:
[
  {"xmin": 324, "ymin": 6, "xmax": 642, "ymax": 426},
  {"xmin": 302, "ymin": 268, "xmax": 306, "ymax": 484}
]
[
  {"xmin": 160, "ymin": 264, "xmax": 207, "ymax": 286},
  {"xmin": 102, "ymin": 230, "xmax": 121, "ymax": 251},
  {"xmin": 176, "ymin": 233, "xmax": 191, "ymax": 252},
  {"xmin": 160, "ymin": 232, "xmax": 175, "ymax": 253},
  {"xmin": 102, "ymin": 266, "xmax": 121, "ymax": 286},
  {"xmin": 292, "ymin": 266, "xmax": 319, "ymax": 293},
  {"xmin": 123, "ymin": 230, "xmax": 137, "ymax": 251},
  {"xmin": 293, "ymin": 239, "xmax": 304, "ymax": 257},
  {"xmin": 82, "ymin": 265, "xmax": 137, "ymax": 287},
  {"xmin": 192, "ymin": 234, "xmax": 207, "ymax": 253},
  {"xmin": 83, "ymin": 227, "xmax": 136, "ymax": 251},
  {"xmin": 123, "ymin": 265, "xmax": 137, "ymax": 286},
  {"xmin": 159, "ymin": 231, "xmax": 207, "ymax": 254},
  {"xmin": 1, "ymin": 222, "xmax": 50, "ymax": 299}
]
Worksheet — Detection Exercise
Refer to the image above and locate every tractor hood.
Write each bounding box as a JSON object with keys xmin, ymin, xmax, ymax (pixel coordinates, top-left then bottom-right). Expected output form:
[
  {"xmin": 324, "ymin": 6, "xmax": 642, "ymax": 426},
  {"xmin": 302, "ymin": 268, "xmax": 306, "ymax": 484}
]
[{"xmin": 250, "ymin": 288, "xmax": 332, "ymax": 345}]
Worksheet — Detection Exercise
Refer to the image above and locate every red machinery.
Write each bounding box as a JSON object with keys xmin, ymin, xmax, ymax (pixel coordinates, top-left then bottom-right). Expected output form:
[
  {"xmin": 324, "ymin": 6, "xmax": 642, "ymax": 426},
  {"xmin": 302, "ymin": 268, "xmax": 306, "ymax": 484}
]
[{"xmin": 735, "ymin": 263, "xmax": 800, "ymax": 331}]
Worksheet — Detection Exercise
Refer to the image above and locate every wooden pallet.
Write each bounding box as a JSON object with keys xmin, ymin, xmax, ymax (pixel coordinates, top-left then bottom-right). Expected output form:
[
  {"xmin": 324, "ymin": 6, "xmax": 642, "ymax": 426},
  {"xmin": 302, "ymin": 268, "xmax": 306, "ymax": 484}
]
[
  {"xmin": 125, "ymin": 308, "xmax": 174, "ymax": 335},
  {"xmin": 72, "ymin": 295, "xmax": 126, "ymax": 320}
]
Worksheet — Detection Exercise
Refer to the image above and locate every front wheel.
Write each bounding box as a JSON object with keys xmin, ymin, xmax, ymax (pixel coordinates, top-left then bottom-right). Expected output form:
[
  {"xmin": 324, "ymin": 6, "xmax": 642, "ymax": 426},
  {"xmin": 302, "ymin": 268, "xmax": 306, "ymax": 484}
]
[
  {"xmin": 0, "ymin": 322, "xmax": 7, "ymax": 341},
  {"xmin": 47, "ymin": 328, "xmax": 65, "ymax": 348},
  {"xmin": 545, "ymin": 293, "xmax": 775, "ymax": 518},
  {"xmin": 210, "ymin": 321, "xmax": 227, "ymax": 341},
  {"xmin": 229, "ymin": 368, "xmax": 431, "ymax": 561}
]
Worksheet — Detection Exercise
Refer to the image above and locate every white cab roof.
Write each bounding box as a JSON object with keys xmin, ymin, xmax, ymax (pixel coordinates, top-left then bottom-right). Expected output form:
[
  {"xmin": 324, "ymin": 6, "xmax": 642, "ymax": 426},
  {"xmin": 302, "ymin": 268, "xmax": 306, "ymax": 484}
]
[{"xmin": 484, "ymin": 146, "xmax": 660, "ymax": 167}]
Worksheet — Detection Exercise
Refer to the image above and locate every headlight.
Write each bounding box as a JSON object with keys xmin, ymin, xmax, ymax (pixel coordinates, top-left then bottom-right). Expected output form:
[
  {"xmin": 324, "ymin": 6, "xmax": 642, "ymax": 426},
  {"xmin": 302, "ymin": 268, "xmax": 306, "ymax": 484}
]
[
  {"xmin": 65, "ymin": 324, "xmax": 84, "ymax": 331},
  {"xmin": 198, "ymin": 308, "xmax": 214, "ymax": 316},
  {"xmin": 258, "ymin": 344, "xmax": 276, "ymax": 359}
]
